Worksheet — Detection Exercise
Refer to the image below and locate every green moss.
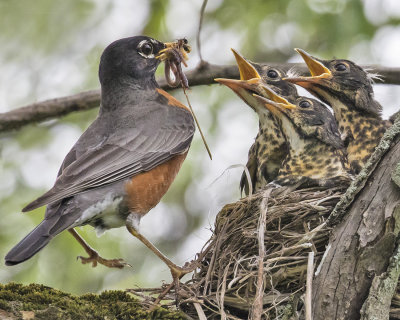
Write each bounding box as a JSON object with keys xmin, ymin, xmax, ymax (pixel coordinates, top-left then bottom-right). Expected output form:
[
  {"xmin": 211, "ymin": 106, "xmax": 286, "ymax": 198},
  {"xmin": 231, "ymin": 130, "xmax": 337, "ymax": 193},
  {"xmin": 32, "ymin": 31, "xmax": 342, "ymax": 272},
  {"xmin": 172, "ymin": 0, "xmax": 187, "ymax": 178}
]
[
  {"xmin": 0, "ymin": 283, "xmax": 186, "ymax": 320},
  {"xmin": 391, "ymin": 161, "xmax": 400, "ymax": 189}
]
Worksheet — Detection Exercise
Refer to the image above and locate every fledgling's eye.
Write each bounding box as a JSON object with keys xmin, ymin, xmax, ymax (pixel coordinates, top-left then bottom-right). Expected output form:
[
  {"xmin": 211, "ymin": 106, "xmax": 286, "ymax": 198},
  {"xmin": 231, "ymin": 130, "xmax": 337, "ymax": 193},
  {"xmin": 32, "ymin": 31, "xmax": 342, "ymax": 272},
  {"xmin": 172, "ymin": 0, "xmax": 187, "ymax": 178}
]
[
  {"xmin": 267, "ymin": 69, "xmax": 279, "ymax": 79},
  {"xmin": 334, "ymin": 63, "xmax": 347, "ymax": 72},
  {"xmin": 299, "ymin": 100, "xmax": 311, "ymax": 108}
]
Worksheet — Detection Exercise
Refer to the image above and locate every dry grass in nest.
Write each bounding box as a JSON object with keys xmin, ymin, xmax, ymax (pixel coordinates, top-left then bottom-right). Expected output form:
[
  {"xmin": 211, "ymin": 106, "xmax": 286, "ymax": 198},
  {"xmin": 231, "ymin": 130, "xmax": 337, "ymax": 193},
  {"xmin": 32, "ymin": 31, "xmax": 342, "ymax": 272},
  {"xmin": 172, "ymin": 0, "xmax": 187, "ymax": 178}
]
[
  {"xmin": 130, "ymin": 186, "xmax": 345, "ymax": 319},
  {"xmin": 183, "ymin": 186, "xmax": 344, "ymax": 319}
]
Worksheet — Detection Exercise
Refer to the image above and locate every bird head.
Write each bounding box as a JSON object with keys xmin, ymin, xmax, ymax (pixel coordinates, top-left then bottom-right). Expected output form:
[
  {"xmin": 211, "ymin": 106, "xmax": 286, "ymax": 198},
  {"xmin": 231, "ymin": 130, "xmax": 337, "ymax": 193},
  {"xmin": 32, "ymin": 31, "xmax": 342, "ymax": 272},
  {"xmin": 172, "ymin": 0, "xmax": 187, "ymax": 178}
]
[
  {"xmin": 253, "ymin": 87, "xmax": 344, "ymax": 150},
  {"xmin": 215, "ymin": 49, "xmax": 297, "ymax": 113},
  {"xmin": 99, "ymin": 36, "xmax": 165, "ymax": 87},
  {"xmin": 284, "ymin": 48, "xmax": 382, "ymax": 116}
]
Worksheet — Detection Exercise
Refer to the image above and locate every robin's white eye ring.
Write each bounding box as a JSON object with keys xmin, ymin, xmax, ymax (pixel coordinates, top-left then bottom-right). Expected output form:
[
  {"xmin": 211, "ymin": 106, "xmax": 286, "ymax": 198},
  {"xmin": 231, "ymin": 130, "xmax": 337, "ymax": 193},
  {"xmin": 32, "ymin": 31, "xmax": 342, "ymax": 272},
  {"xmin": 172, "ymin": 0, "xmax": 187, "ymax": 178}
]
[{"xmin": 138, "ymin": 40, "xmax": 155, "ymax": 58}]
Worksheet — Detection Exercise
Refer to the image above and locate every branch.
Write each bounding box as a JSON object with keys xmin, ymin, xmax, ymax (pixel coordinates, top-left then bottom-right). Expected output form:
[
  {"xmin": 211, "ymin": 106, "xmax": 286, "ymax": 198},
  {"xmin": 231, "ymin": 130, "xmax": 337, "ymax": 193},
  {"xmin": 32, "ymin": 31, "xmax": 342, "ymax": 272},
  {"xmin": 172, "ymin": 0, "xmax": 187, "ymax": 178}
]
[
  {"xmin": 1, "ymin": 63, "xmax": 400, "ymax": 133},
  {"xmin": 312, "ymin": 120, "xmax": 400, "ymax": 319}
]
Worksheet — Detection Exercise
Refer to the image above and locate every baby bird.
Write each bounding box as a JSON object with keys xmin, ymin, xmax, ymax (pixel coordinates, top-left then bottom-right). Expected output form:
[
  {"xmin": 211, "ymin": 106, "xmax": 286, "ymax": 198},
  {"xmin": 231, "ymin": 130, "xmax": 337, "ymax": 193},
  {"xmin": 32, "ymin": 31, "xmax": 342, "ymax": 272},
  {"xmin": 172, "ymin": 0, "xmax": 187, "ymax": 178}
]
[
  {"xmin": 215, "ymin": 49, "xmax": 298, "ymax": 194},
  {"xmin": 285, "ymin": 49, "xmax": 391, "ymax": 173},
  {"xmin": 253, "ymin": 86, "xmax": 351, "ymax": 188}
]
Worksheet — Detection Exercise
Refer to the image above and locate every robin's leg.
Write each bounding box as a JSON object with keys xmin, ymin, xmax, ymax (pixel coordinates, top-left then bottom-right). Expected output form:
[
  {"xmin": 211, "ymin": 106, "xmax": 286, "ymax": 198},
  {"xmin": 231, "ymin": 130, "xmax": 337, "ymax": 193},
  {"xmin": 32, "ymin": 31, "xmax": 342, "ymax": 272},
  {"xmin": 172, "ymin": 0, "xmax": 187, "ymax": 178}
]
[
  {"xmin": 126, "ymin": 224, "xmax": 194, "ymax": 278},
  {"xmin": 126, "ymin": 223, "xmax": 201, "ymax": 304},
  {"xmin": 68, "ymin": 229, "xmax": 131, "ymax": 269}
]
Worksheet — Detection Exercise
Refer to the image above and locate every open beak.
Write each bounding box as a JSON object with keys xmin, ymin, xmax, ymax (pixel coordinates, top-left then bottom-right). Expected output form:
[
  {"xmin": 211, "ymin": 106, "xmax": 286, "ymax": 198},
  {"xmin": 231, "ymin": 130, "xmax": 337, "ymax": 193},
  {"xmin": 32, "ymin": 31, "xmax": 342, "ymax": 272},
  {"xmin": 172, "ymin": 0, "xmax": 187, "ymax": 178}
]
[
  {"xmin": 259, "ymin": 85, "xmax": 296, "ymax": 109},
  {"xmin": 283, "ymin": 48, "xmax": 332, "ymax": 87},
  {"xmin": 252, "ymin": 93, "xmax": 295, "ymax": 117},
  {"xmin": 231, "ymin": 48, "xmax": 261, "ymax": 81},
  {"xmin": 215, "ymin": 48, "xmax": 262, "ymax": 92}
]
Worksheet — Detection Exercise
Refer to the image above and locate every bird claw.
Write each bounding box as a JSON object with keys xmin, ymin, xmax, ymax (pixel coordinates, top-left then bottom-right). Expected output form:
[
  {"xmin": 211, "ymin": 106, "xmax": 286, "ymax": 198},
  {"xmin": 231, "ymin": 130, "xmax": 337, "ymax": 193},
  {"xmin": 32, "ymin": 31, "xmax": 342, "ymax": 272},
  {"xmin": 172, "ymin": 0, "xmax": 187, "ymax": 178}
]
[{"xmin": 77, "ymin": 252, "xmax": 131, "ymax": 269}]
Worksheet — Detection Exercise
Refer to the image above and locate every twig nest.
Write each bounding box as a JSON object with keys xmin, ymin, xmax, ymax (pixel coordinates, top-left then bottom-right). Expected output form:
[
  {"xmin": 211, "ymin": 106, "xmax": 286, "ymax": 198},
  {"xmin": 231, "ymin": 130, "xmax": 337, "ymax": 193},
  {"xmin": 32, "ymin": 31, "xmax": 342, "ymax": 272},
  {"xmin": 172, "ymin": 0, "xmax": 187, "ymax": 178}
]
[{"xmin": 181, "ymin": 186, "xmax": 345, "ymax": 319}]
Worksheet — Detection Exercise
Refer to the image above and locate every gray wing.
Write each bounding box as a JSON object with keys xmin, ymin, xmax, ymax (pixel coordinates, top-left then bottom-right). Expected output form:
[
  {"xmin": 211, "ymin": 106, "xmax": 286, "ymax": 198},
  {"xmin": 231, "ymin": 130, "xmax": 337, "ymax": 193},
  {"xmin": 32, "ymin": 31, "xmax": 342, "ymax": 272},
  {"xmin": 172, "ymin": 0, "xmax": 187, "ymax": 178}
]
[{"xmin": 23, "ymin": 105, "xmax": 194, "ymax": 212}]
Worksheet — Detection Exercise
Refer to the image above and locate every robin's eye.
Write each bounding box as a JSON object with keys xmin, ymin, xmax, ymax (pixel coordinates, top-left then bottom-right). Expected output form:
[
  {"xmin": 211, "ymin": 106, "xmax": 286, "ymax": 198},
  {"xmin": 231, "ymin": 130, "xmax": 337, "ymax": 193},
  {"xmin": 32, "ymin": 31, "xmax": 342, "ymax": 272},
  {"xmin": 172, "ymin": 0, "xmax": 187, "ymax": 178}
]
[
  {"xmin": 141, "ymin": 43, "xmax": 153, "ymax": 56},
  {"xmin": 267, "ymin": 69, "xmax": 279, "ymax": 79},
  {"xmin": 299, "ymin": 100, "xmax": 311, "ymax": 108},
  {"xmin": 334, "ymin": 63, "xmax": 347, "ymax": 72}
]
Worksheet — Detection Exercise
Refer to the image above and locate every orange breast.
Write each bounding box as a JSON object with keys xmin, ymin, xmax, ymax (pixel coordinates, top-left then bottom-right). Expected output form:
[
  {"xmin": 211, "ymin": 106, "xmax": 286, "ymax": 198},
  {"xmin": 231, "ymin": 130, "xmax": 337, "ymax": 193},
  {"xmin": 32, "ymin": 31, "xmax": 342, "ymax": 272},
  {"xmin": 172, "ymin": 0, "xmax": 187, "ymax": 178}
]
[{"xmin": 124, "ymin": 152, "xmax": 188, "ymax": 215}]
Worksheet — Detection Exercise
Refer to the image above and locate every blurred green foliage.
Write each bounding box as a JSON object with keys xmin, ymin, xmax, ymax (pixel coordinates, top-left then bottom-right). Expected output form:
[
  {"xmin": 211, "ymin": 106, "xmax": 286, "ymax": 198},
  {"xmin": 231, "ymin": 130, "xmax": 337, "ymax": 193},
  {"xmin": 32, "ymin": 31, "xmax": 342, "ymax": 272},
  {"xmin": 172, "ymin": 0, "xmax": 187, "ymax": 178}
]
[{"xmin": 0, "ymin": 0, "xmax": 399, "ymax": 295}]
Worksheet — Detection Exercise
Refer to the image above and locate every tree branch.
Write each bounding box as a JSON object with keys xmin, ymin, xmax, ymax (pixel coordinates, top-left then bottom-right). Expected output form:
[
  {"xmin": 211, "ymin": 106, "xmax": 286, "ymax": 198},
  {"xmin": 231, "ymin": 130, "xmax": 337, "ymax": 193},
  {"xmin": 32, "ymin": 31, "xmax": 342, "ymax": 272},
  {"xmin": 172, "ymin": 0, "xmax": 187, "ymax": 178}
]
[{"xmin": 1, "ymin": 63, "xmax": 400, "ymax": 134}]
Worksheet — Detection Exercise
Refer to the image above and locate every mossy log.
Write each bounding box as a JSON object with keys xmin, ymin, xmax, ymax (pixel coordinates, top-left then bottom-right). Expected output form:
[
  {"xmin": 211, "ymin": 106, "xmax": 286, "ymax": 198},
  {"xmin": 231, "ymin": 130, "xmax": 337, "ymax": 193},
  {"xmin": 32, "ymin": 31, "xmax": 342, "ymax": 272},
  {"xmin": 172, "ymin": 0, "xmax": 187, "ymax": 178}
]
[{"xmin": 0, "ymin": 283, "xmax": 185, "ymax": 320}]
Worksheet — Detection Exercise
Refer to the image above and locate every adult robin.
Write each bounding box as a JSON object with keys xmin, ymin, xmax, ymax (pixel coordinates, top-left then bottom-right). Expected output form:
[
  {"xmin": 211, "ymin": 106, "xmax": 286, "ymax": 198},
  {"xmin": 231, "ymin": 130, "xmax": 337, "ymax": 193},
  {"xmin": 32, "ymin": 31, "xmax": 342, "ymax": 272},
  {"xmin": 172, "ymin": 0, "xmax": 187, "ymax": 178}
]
[
  {"xmin": 285, "ymin": 49, "xmax": 391, "ymax": 174},
  {"xmin": 253, "ymin": 86, "xmax": 351, "ymax": 187},
  {"xmin": 215, "ymin": 49, "xmax": 298, "ymax": 195},
  {"xmin": 5, "ymin": 36, "xmax": 196, "ymax": 283}
]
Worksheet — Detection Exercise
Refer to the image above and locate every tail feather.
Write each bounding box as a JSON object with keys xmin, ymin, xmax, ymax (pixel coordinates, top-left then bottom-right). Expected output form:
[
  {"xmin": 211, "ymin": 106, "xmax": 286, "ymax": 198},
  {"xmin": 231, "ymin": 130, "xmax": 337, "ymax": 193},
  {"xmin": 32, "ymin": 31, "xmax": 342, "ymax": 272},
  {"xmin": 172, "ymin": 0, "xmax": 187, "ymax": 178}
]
[{"xmin": 5, "ymin": 210, "xmax": 79, "ymax": 266}]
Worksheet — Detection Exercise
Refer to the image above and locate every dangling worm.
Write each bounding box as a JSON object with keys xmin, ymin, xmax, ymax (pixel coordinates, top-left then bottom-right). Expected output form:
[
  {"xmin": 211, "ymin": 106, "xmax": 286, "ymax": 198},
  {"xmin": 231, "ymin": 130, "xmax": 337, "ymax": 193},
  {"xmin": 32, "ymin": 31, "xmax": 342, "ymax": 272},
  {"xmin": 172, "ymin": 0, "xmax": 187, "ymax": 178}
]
[{"xmin": 164, "ymin": 47, "xmax": 189, "ymax": 89}]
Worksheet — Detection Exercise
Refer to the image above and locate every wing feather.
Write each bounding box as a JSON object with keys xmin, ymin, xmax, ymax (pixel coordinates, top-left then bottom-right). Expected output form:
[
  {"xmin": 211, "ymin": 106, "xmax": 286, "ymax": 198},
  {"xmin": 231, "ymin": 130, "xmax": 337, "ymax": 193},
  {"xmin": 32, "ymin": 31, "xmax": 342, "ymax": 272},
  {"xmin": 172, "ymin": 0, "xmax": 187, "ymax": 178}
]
[{"xmin": 23, "ymin": 106, "xmax": 194, "ymax": 212}]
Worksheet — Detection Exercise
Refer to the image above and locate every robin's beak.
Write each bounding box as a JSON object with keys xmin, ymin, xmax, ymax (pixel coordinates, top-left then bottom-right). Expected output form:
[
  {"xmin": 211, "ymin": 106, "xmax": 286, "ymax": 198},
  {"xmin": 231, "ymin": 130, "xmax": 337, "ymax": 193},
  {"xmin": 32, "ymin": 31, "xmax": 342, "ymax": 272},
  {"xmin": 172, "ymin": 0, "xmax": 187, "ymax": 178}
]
[
  {"xmin": 252, "ymin": 90, "xmax": 296, "ymax": 117},
  {"xmin": 231, "ymin": 48, "xmax": 261, "ymax": 81},
  {"xmin": 259, "ymin": 85, "xmax": 296, "ymax": 109},
  {"xmin": 283, "ymin": 48, "xmax": 332, "ymax": 88},
  {"xmin": 215, "ymin": 48, "xmax": 262, "ymax": 92}
]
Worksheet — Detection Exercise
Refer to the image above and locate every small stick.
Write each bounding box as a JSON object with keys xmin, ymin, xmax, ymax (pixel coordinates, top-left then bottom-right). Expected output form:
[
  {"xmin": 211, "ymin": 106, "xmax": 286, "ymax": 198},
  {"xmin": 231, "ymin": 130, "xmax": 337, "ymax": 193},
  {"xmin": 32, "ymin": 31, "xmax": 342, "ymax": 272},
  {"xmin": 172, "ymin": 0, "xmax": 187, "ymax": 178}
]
[
  {"xmin": 193, "ymin": 302, "xmax": 208, "ymax": 320},
  {"xmin": 197, "ymin": 0, "xmax": 208, "ymax": 62},
  {"xmin": 306, "ymin": 251, "xmax": 315, "ymax": 320},
  {"xmin": 183, "ymin": 88, "xmax": 212, "ymax": 160},
  {"xmin": 250, "ymin": 189, "xmax": 271, "ymax": 320}
]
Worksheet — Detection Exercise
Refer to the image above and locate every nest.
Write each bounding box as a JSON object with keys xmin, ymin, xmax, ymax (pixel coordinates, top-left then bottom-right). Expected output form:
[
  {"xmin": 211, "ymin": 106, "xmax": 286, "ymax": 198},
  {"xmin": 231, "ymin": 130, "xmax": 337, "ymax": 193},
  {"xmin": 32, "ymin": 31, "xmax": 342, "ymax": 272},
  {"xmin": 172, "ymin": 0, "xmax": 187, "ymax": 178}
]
[
  {"xmin": 130, "ymin": 185, "xmax": 400, "ymax": 319},
  {"xmin": 130, "ymin": 186, "xmax": 343, "ymax": 318},
  {"xmin": 181, "ymin": 186, "xmax": 344, "ymax": 319}
]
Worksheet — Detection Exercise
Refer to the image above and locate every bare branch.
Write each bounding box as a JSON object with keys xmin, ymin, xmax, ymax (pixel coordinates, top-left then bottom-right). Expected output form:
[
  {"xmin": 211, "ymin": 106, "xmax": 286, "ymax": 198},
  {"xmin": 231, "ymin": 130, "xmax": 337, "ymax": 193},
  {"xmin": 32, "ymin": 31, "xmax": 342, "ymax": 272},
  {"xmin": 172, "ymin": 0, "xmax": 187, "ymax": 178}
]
[
  {"xmin": 196, "ymin": 0, "xmax": 208, "ymax": 63},
  {"xmin": 1, "ymin": 63, "xmax": 400, "ymax": 134}
]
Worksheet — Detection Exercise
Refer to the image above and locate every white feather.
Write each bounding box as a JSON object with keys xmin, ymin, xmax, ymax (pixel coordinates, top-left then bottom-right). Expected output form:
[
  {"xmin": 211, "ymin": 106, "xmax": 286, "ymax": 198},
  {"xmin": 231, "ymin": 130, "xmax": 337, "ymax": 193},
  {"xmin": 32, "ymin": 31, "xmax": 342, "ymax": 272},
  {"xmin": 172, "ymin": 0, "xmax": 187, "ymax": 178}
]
[
  {"xmin": 286, "ymin": 67, "xmax": 301, "ymax": 78},
  {"xmin": 364, "ymin": 67, "xmax": 384, "ymax": 83}
]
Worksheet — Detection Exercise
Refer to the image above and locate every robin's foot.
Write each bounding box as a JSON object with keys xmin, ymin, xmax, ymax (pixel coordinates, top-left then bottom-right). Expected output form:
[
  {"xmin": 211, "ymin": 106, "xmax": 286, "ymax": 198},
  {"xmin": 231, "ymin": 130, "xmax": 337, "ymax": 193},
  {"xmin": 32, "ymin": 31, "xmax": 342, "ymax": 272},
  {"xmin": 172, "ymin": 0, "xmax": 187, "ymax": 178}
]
[
  {"xmin": 150, "ymin": 263, "xmax": 197, "ymax": 308},
  {"xmin": 77, "ymin": 250, "xmax": 131, "ymax": 269}
]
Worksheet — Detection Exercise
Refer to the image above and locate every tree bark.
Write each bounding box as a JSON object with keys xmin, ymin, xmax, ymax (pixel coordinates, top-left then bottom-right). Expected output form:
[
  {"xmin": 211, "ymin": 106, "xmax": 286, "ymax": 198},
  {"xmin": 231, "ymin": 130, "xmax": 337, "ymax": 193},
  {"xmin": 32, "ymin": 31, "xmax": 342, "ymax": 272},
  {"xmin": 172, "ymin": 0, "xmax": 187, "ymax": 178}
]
[
  {"xmin": 1, "ymin": 63, "xmax": 400, "ymax": 133},
  {"xmin": 312, "ymin": 122, "xmax": 400, "ymax": 320}
]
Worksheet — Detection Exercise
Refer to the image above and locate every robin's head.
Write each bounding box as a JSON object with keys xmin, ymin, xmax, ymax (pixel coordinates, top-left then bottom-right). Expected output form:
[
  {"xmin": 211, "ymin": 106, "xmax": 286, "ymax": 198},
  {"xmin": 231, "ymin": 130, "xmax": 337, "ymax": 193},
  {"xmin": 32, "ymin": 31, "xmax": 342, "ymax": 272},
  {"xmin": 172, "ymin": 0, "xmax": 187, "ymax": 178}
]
[
  {"xmin": 99, "ymin": 36, "xmax": 165, "ymax": 86},
  {"xmin": 284, "ymin": 48, "xmax": 382, "ymax": 116},
  {"xmin": 215, "ymin": 49, "xmax": 297, "ymax": 113},
  {"xmin": 253, "ymin": 87, "xmax": 343, "ymax": 150}
]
